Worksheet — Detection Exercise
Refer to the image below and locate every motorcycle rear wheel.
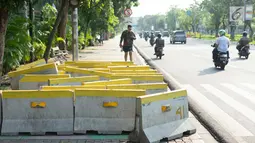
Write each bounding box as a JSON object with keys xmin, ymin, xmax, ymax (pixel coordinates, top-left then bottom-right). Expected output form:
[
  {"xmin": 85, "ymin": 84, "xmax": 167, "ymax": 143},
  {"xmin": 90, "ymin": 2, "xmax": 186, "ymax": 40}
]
[{"xmin": 220, "ymin": 65, "xmax": 225, "ymax": 70}]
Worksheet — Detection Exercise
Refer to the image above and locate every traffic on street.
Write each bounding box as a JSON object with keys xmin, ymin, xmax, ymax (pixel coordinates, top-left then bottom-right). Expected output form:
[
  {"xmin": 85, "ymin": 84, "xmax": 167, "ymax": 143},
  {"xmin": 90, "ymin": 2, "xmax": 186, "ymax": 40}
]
[{"xmin": 135, "ymin": 36, "xmax": 255, "ymax": 142}]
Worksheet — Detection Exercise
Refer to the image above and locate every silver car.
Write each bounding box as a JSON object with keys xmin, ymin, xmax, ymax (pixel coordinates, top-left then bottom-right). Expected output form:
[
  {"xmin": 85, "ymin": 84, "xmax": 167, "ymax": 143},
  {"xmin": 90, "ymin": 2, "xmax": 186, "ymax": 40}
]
[{"xmin": 170, "ymin": 30, "xmax": 187, "ymax": 44}]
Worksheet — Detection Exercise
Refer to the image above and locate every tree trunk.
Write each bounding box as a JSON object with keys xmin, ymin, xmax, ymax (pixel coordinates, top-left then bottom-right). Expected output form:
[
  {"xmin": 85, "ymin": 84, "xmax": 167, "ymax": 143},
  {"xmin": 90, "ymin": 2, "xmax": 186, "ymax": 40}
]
[
  {"xmin": 215, "ymin": 24, "xmax": 220, "ymax": 37},
  {"xmin": 43, "ymin": 0, "xmax": 69, "ymax": 63},
  {"xmin": 58, "ymin": 0, "xmax": 69, "ymax": 50},
  {"xmin": 0, "ymin": 8, "xmax": 8, "ymax": 76},
  {"xmin": 29, "ymin": 0, "xmax": 35, "ymax": 62}
]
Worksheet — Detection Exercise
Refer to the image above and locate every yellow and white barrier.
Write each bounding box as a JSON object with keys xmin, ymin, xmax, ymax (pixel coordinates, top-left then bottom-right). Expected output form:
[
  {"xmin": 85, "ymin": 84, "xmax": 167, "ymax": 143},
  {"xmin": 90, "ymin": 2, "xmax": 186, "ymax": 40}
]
[
  {"xmin": 41, "ymin": 85, "xmax": 106, "ymax": 90},
  {"xmin": 107, "ymin": 83, "xmax": 169, "ymax": 94},
  {"xmin": 110, "ymin": 70, "xmax": 157, "ymax": 73},
  {"xmin": 49, "ymin": 76, "xmax": 100, "ymax": 86},
  {"xmin": 110, "ymin": 75, "xmax": 164, "ymax": 84},
  {"xmin": 16, "ymin": 59, "xmax": 46, "ymax": 71},
  {"xmin": 74, "ymin": 89, "xmax": 146, "ymax": 134},
  {"xmin": 65, "ymin": 66, "xmax": 111, "ymax": 80},
  {"xmin": 82, "ymin": 78, "xmax": 133, "ymax": 85},
  {"xmin": 108, "ymin": 65, "xmax": 150, "ymax": 71},
  {"xmin": 136, "ymin": 89, "xmax": 196, "ymax": 143},
  {"xmin": 19, "ymin": 74, "xmax": 70, "ymax": 90},
  {"xmin": 1, "ymin": 90, "xmax": 74, "ymax": 135},
  {"xmin": 8, "ymin": 63, "xmax": 59, "ymax": 90}
]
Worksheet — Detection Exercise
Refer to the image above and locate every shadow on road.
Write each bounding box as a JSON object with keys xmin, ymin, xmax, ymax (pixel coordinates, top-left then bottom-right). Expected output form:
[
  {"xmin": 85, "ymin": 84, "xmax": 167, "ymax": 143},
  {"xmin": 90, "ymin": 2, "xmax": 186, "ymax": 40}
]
[{"xmin": 198, "ymin": 67, "xmax": 223, "ymax": 76}]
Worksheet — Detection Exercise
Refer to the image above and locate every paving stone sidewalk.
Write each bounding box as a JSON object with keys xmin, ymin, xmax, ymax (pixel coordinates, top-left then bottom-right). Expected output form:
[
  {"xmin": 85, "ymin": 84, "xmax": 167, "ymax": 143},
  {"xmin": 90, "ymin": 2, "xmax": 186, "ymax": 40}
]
[{"xmin": 0, "ymin": 37, "xmax": 218, "ymax": 143}]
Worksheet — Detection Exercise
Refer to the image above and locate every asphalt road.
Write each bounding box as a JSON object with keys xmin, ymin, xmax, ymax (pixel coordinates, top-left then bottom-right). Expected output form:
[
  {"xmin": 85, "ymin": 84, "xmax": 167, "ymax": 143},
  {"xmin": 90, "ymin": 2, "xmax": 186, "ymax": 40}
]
[{"xmin": 135, "ymin": 37, "xmax": 255, "ymax": 143}]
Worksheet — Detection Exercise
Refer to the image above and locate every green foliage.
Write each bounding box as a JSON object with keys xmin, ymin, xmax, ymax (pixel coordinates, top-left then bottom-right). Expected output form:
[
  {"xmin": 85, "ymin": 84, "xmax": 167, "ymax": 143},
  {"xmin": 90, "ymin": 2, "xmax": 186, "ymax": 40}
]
[
  {"xmin": 33, "ymin": 40, "xmax": 46, "ymax": 60},
  {"xmin": 3, "ymin": 15, "xmax": 31, "ymax": 73},
  {"xmin": 35, "ymin": 3, "xmax": 57, "ymax": 44}
]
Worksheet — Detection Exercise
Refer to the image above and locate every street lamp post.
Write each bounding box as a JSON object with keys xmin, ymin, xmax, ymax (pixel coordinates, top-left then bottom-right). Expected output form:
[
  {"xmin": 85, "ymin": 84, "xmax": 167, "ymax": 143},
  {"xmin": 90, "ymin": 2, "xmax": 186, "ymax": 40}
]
[{"xmin": 70, "ymin": 0, "xmax": 80, "ymax": 61}]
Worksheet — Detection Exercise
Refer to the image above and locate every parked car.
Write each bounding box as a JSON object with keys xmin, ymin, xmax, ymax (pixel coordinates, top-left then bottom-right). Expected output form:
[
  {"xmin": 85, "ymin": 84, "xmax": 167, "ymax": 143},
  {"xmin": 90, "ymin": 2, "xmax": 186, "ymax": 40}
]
[
  {"xmin": 162, "ymin": 31, "xmax": 170, "ymax": 37},
  {"xmin": 170, "ymin": 30, "xmax": 187, "ymax": 44},
  {"xmin": 154, "ymin": 31, "xmax": 161, "ymax": 36}
]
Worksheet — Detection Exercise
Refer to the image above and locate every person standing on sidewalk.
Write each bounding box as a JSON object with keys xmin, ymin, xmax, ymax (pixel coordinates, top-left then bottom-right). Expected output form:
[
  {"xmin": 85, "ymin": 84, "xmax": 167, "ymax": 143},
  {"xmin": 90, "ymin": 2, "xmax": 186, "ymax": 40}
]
[{"xmin": 120, "ymin": 25, "xmax": 136, "ymax": 61}]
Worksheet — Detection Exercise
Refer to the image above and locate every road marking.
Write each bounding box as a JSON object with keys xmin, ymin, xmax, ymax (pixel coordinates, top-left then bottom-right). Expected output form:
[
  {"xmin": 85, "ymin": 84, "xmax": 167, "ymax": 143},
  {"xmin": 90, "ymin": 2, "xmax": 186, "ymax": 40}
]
[
  {"xmin": 241, "ymin": 83, "xmax": 255, "ymax": 90},
  {"xmin": 183, "ymin": 84, "xmax": 253, "ymax": 136},
  {"xmin": 221, "ymin": 83, "xmax": 255, "ymax": 104},
  {"xmin": 201, "ymin": 84, "xmax": 255, "ymax": 127}
]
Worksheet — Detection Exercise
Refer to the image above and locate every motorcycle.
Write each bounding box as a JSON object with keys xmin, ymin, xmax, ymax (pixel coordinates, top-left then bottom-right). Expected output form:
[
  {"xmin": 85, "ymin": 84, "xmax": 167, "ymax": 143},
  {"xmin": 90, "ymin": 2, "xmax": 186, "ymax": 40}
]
[
  {"xmin": 155, "ymin": 47, "xmax": 164, "ymax": 59},
  {"xmin": 211, "ymin": 44, "xmax": 229, "ymax": 70},
  {"xmin": 145, "ymin": 36, "xmax": 148, "ymax": 41},
  {"xmin": 150, "ymin": 37, "xmax": 155, "ymax": 46},
  {"xmin": 238, "ymin": 44, "xmax": 250, "ymax": 59}
]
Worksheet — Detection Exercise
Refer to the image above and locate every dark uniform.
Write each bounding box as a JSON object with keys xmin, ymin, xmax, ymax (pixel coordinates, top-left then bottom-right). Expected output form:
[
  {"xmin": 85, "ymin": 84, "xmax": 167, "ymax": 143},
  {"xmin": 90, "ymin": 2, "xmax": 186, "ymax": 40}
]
[{"xmin": 120, "ymin": 30, "xmax": 136, "ymax": 52}]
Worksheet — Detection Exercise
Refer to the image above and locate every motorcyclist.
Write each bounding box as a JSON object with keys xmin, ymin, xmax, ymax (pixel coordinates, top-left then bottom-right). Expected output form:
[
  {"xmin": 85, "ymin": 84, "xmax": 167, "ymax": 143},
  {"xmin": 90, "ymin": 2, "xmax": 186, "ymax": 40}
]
[
  {"xmin": 236, "ymin": 31, "xmax": 250, "ymax": 52},
  {"xmin": 212, "ymin": 29, "xmax": 230, "ymax": 62},
  {"xmin": 150, "ymin": 32, "xmax": 155, "ymax": 39},
  {"xmin": 154, "ymin": 33, "xmax": 164, "ymax": 55}
]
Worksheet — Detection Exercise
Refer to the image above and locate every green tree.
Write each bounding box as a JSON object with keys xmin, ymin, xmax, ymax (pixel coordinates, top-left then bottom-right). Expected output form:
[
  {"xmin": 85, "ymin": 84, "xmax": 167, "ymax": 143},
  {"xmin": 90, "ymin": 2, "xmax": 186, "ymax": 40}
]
[{"xmin": 0, "ymin": 0, "xmax": 27, "ymax": 75}]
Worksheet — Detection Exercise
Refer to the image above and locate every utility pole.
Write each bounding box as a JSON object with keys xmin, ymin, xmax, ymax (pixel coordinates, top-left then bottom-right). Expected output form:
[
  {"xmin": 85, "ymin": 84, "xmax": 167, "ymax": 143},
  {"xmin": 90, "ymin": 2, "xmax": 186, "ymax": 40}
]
[{"xmin": 70, "ymin": 0, "xmax": 79, "ymax": 61}]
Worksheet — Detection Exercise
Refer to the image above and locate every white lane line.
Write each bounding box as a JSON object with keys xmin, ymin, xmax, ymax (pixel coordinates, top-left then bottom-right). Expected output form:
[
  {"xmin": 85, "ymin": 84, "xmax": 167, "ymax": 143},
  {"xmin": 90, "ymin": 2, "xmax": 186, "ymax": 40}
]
[
  {"xmin": 241, "ymin": 83, "xmax": 255, "ymax": 90},
  {"xmin": 202, "ymin": 84, "xmax": 255, "ymax": 129},
  {"xmin": 183, "ymin": 84, "xmax": 252, "ymax": 136},
  {"xmin": 221, "ymin": 83, "xmax": 255, "ymax": 104}
]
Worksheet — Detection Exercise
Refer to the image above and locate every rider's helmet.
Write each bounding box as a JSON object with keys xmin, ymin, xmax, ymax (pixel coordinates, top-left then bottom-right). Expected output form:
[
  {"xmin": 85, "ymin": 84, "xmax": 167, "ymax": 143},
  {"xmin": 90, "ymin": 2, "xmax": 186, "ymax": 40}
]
[
  {"xmin": 218, "ymin": 29, "xmax": 226, "ymax": 36},
  {"xmin": 157, "ymin": 33, "xmax": 162, "ymax": 38},
  {"xmin": 243, "ymin": 31, "xmax": 248, "ymax": 37}
]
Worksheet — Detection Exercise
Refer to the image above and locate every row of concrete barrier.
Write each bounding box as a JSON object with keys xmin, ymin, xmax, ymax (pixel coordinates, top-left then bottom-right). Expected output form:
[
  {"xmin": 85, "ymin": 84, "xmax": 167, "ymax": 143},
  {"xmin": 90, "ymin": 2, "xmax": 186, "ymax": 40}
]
[{"xmin": 3, "ymin": 60, "xmax": 194, "ymax": 142}]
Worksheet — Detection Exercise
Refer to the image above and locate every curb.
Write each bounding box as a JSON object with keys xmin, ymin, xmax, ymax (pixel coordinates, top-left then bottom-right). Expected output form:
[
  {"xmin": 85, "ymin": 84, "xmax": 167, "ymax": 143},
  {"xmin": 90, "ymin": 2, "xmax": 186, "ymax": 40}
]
[{"xmin": 133, "ymin": 44, "xmax": 239, "ymax": 143}]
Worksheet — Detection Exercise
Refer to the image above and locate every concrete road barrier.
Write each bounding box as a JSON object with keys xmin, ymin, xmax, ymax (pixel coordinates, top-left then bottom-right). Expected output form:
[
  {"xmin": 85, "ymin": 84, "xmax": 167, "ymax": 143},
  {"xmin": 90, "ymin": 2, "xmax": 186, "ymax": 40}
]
[
  {"xmin": 110, "ymin": 75, "xmax": 164, "ymax": 84},
  {"xmin": 82, "ymin": 78, "xmax": 133, "ymax": 85},
  {"xmin": 112, "ymin": 73, "xmax": 162, "ymax": 76},
  {"xmin": 8, "ymin": 63, "xmax": 59, "ymax": 90},
  {"xmin": 58, "ymin": 70, "xmax": 66, "ymax": 74},
  {"xmin": 74, "ymin": 89, "xmax": 146, "ymax": 134},
  {"xmin": 110, "ymin": 70, "xmax": 157, "ymax": 73},
  {"xmin": 16, "ymin": 59, "xmax": 46, "ymax": 71},
  {"xmin": 65, "ymin": 66, "xmax": 111, "ymax": 80},
  {"xmin": 135, "ymin": 89, "xmax": 196, "ymax": 143},
  {"xmin": 1, "ymin": 90, "xmax": 74, "ymax": 135},
  {"xmin": 41, "ymin": 85, "xmax": 106, "ymax": 90},
  {"xmin": 49, "ymin": 76, "xmax": 100, "ymax": 86},
  {"xmin": 19, "ymin": 74, "xmax": 70, "ymax": 90},
  {"xmin": 108, "ymin": 65, "xmax": 150, "ymax": 71},
  {"xmin": 107, "ymin": 83, "xmax": 168, "ymax": 94}
]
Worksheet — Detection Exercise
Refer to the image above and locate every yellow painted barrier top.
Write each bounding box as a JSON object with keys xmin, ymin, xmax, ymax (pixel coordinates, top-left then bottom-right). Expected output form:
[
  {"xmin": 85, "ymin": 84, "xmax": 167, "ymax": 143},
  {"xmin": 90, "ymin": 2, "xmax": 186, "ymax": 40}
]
[
  {"xmin": 58, "ymin": 71, "xmax": 66, "ymax": 74},
  {"xmin": 49, "ymin": 76, "xmax": 100, "ymax": 85},
  {"xmin": 65, "ymin": 61, "xmax": 133, "ymax": 64},
  {"xmin": 110, "ymin": 75, "xmax": 164, "ymax": 81},
  {"xmin": 65, "ymin": 66, "xmax": 111, "ymax": 78},
  {"xmin": 17, "ymin": 59, "xmax": 46, "ymax": 71},
  {"xmin": 82, "ymin": 78, "xmax": 133, "ymax": 85},
  {"xmin": 108, "ymin": 65, "xmax": 150, "ymax": 70},
  {"xmin": 57, "ymin": 65, "xmax": 66, "ymax": 70},
  {"xmin": 112, "ymin": 73, "xmax": 162, "ymax": 75},
  {"xmin": 2, "ymin": 90, "xmax": 73, "ymax": 98},
  {"xmin": 41, "ymin": 85, "xmax": 106, "ymax": 90},
  {"xmin": 107, "ymin": 83, "xmax": 168, "ymax": 90},
  {"xmin": 110, "ymin": 70, "xmax": 157, "ymax": 73},
  {"xmin": 8, "ymin": 63, "xmax": 57, "ymax": 77},
  {"xmin": 138, "ymin": 89, "xmax": 187, "ymax": 104},
  {"xmin": 19, "ymin": 74, "xmax": 70, "ymax": 82},
  {"xmin": 75, "ymin": 89, "xmax": 146, "ymax": 97},
  {"xmin": 88, "ymin": 68, "xmax": 110, "ymax": 72}
]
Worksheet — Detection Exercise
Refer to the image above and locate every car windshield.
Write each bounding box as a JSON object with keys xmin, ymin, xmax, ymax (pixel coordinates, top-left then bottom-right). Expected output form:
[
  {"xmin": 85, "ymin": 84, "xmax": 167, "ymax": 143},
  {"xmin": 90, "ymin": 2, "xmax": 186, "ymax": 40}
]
[{"xmin": 175, "ymin": 32, "xmax": 185, "ymax": 36}]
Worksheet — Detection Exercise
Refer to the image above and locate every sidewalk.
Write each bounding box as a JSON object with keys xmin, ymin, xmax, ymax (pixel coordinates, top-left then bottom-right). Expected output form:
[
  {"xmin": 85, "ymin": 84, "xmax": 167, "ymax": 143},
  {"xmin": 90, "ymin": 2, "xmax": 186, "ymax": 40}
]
[{"xmin": 77, "ymin": 37, "xmax": 218, "ymax": 143}]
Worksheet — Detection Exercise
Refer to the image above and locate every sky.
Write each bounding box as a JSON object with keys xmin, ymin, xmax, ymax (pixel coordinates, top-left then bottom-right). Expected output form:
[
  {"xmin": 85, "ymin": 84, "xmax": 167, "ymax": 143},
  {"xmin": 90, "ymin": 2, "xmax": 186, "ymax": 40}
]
[{"xmin": 131, "ymin": 0, "xmax": 198, "ymax": 17}]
